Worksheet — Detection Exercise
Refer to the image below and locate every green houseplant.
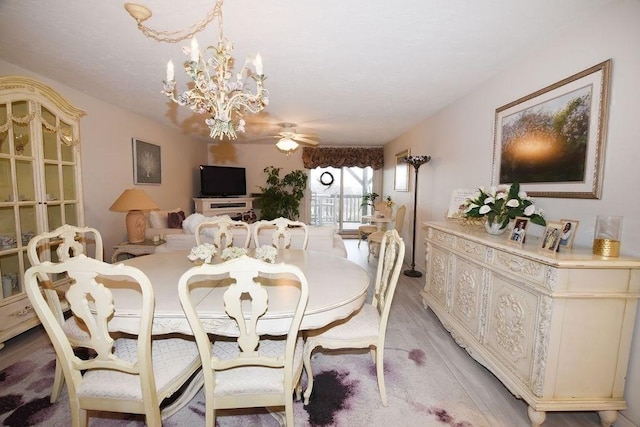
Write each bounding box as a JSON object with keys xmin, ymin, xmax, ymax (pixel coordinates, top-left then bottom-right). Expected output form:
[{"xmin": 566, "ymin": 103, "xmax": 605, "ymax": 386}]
[
  {"xmin": 360, "ymin": 192, "xmax": 379, "ymax": 209},
  {"xmin": 257, "ymin": 166, "xmax": 308, "ymax": 220}
]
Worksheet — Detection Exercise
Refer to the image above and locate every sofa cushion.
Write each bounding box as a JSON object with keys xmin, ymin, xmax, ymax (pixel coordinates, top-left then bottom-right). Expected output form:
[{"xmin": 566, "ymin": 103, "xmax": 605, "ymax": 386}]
[
  {"xmin": 168, "ymin": 210, "xmax": 186, "ymax": 228},
  {"xmin": 149, "ymin": 208, "xmax": 183, "ymax": 229}
]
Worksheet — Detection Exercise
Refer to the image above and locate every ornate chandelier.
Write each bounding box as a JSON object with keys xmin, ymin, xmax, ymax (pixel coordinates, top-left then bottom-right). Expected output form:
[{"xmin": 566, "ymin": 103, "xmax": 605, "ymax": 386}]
[{"xmin": 125, "ymin": 0, "xmax": 268, "ymax": 140}]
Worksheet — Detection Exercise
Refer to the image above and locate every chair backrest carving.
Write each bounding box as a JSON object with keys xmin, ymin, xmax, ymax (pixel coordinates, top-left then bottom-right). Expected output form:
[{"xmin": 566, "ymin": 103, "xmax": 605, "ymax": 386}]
[
  {"xmin": 195, "ymin": 215, "xmax": 251, "ymax": 248},
  {"xmin": 27, "ymin": 224, "xmax": 104, "ymax": 325},
  {"xmin": 373, "ymin": 229, "xmax": 405, "ymax": 328},
  {"xmin": 24, "ymin": 255, "xmax": 158, "ymax": 401},
  {"xmin": 253, "ymin": 217, "xmax": 309, "ymax": 250}
]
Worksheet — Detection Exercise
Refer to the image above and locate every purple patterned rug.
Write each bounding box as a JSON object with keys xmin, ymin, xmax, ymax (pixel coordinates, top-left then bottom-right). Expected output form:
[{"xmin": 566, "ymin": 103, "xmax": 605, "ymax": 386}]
[{"xmin": 0, "ymin": 337, "xmax": 492, "ymax": 427}]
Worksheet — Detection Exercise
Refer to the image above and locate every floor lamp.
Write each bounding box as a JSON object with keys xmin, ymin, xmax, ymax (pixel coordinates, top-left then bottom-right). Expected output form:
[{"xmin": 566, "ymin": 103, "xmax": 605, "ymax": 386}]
[{"xmin": 403, "ymin": 155, "xmax": 431, "ymax": 277}]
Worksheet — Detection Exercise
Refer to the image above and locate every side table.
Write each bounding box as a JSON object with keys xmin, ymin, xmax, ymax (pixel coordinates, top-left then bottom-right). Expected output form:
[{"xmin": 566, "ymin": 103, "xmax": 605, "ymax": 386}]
[{"xmin": 111, "ymin": 239, "xmax": 166, "ymax": 263}]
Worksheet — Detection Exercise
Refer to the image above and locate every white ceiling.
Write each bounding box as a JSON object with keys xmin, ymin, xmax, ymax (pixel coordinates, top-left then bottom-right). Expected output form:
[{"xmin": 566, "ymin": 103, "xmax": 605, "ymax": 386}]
[{"xmin": 0, "ymin": 0, "xmax": 614, "ymax": 147}]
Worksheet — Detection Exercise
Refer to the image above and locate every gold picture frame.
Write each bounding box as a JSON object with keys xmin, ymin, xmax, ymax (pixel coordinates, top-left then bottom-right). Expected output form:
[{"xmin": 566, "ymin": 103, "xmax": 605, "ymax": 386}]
[
  {"xmin": 394, "ymin": 149, "xmax": 410, "ymax": 192},
  {"xmin": 492, "ymin": 60, "xmax": 611, "ymax": 199},
  {"xmin": 509, "ymin": 216, "xmax": 530, "ymax": 246}
]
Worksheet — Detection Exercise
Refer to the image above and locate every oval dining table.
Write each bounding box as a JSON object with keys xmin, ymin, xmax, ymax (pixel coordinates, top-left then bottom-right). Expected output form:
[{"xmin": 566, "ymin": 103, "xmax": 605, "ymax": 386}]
[{"xmin": 106, "ymin": 249, "xmax": 370, "ymax": 337}]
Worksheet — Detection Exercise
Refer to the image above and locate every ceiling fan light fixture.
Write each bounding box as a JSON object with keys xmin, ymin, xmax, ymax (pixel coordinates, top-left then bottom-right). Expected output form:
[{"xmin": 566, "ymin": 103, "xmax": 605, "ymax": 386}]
[{"xmin": 276, "ymin": 137, "xmax": 299, "ymax": 153}]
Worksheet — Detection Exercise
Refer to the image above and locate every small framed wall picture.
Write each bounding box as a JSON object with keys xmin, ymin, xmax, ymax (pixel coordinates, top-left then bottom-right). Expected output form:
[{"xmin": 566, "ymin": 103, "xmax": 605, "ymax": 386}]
[
  {"xmin": 509, "ymin": 217, "xmax": 530, "ymax": 245},
  {"xmin": 558, "ymin": 219, "xmax": 579, "ymax": 248},
  {"xmin": 538, "ymin": 222, "xmax": 563, "ymax": 254},
  {"xmin": 133, "ymin": 138, "xmax": 161, "ymax": 185},
  {"xmin": 394, "ymin": 149, "xmax": 410, "ymax": 191}
]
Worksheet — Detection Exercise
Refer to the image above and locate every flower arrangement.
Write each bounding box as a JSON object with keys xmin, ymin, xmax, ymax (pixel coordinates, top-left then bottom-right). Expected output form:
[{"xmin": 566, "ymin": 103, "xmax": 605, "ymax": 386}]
[
  {"xmin": 255, "ymin": 245, "xmax": 278, "ymax": 263},
  {"xmin": 384, "ymin": 196, "xmax": 394, "ymax": 209},
  {"xmin": 221, "ymin": 246, "xmax": 248, "ymax": 261},
  {"xmin": 187, "ymin": 243, "xmax": 217, "ymax": 264},
  {"xmin": 463, "ymin": 182, "xmax": 546, "ymax": 229}
]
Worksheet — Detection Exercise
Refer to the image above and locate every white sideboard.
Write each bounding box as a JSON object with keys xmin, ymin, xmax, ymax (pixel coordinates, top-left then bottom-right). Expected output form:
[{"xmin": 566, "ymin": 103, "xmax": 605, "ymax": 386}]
[
  {"xmin": 193, "ymin": 197, "xmax": 255, "ymax": 217},
  {"xmin": 421, "ymin": 221, "xmax": 640, "ymax": 426}
]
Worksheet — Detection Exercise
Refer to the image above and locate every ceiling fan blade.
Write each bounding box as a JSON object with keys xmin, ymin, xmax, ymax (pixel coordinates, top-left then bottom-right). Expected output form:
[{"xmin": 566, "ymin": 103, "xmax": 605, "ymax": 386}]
[
  {"xmin": 293, "ymin": 132, "xmax": 319, "ymax": 139},
  {"xmin": 293, "ymin": 136, "xmax": 320, "ymax": 146}
]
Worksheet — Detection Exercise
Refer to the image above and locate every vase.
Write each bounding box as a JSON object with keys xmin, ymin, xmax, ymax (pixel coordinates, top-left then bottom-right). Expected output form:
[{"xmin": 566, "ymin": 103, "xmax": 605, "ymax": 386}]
[{"xmin": 484, "ymin": 219, "xmax": 509, "ymax": 235}]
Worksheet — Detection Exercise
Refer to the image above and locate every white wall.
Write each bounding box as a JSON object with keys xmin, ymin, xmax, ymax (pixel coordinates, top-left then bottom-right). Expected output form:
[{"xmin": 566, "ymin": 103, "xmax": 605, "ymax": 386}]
[
  {"xmin": 383, "ymin": 0, "xmax": 640, "ymax": 424},
  {"xmin": 0, "ymin": 60, "xmax": 209, "ymax": 261}
]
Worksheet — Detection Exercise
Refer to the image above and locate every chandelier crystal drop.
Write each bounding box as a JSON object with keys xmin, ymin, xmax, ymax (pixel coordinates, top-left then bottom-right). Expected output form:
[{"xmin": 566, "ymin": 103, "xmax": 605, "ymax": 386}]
[{"xmin": 159, "ymin": 0, "xmax": 268, "ymax": 140}]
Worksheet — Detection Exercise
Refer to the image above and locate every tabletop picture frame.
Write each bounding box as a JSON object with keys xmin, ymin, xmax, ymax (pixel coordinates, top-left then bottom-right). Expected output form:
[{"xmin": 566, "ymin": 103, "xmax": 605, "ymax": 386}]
[
  {"xmin": 538, "ymin": 222, "xmax": 563, "ymax": 254},
  {"xmin": 559, "ymin": 219, "xmax": 579, "ymax": 248},
  {"xmin": 509, "ymin": 217, "xmax": 530, "ymax": 246},
  {"xmin": 492, "ymin": 60, "xmax": 611, "ymax": 199},
  {"xmin": 133, "ymin": 138, "xmax": 161, "ymax": 185},
  {"xmin": 394, "ymin": 149, "xmax": 410, "ymax": 191}
]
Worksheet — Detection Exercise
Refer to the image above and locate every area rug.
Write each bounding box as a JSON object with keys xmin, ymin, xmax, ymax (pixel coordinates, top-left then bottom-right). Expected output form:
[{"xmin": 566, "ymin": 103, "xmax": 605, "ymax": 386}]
[{"xmin": 1, "ymin": 327, "xmax": 492, "ymax": 427}]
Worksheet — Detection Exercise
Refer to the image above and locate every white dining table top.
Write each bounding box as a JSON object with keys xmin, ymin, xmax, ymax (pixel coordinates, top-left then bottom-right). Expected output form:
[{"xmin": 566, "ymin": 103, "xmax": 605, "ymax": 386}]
[{"xmin": 107, "ymin": 249, "xmax": 369, "ymax": 336}]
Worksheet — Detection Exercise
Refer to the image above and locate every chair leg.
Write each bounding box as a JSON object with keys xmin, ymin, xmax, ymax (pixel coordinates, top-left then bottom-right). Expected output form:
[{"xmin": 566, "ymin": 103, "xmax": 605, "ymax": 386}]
[
  {"xmin": 357, "ymin": 230, "xmax": 362, "ymax": 247},
  {"xmin": 302, "ymin": 342, "xmax": 317, "ymax": 405},
  {"xmin": 376, "ymin": 346, "xmax": 388, "ymax": 407},
  {"xmin": 50, "ymin": 358, "xmax": 65, "ymax": 403}
]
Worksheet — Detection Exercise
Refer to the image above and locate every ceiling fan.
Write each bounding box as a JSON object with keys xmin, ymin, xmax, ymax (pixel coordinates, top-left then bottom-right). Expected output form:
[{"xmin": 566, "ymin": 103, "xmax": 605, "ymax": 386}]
[{"xmin": 263, "ymin": 123, "xmax": 320, "ymax": 153}]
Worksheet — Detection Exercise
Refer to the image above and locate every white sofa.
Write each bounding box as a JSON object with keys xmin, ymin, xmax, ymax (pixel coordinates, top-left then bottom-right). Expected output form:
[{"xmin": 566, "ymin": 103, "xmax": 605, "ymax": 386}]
[{"xmin": 145, "ymin": 212, "xmax": 347, "ymax": 258}]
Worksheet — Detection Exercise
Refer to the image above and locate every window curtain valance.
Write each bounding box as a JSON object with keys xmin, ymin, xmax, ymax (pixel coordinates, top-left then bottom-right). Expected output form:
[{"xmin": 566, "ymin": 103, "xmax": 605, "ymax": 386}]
[{"xmin": 302, "ymin": 147, "xmax": 384, "ymax": 170}]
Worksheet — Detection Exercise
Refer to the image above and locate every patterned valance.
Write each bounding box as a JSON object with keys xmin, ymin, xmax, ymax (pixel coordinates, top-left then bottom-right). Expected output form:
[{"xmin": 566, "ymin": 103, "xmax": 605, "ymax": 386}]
[{"xmin": 302, "ymin": 147, "xmax": 384, "ymax": 170}]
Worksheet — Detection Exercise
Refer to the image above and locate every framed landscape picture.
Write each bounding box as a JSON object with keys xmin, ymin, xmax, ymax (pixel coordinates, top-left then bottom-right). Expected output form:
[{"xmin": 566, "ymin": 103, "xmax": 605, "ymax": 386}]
[
  {"xmin": 492, "ymin": 60, "xmax": 611, "ymax": 199},
  {"xmin": 133, "ymin": 138, "xmax": 161, "ymax": 185}
]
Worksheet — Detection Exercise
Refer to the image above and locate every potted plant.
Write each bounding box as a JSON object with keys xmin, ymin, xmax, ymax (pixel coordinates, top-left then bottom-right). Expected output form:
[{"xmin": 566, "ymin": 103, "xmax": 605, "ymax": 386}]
[
  {"xmin": 360, "ymin": 192, "xmax": 379, "ymax": 209},
  {"xmin": 257, "ymin": 166, "xmax": 308, "ymax": 220}
]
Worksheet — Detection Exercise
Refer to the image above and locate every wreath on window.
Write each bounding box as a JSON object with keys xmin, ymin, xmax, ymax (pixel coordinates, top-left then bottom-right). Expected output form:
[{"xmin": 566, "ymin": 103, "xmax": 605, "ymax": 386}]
[{"xmin": 319, "ymin": 171, "xmax": 334, "ymax": 186}]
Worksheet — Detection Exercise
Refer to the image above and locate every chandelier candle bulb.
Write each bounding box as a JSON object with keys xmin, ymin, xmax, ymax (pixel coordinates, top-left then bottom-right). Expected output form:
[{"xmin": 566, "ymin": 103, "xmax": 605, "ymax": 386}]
[
  {"xmin": 166, "ymin": 60, "xmax": 174, "ymax": 82},
  {"xmin": 254, "ymin": 54, "xmax": 263, "ymax": 75},
  {"xmin": 190, "ymin": 37, "xmax": 199, "ymax": 62}
]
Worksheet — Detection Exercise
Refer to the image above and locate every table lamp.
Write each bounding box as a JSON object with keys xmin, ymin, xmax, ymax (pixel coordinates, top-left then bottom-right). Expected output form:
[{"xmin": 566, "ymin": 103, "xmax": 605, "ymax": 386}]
[{"xmin": 109, "ymin": 189, "xmax": 159, "ymax": 243}]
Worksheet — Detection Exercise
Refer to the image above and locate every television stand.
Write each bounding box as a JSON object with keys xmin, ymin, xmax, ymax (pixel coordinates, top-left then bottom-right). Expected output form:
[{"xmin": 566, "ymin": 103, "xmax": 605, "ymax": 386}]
[{"xmin": 193, "ymin": 197, "xmax": 255, "ymax": 217}]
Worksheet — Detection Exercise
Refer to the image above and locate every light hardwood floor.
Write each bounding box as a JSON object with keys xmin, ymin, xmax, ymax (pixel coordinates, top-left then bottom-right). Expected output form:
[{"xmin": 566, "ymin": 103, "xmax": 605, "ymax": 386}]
[{"xmin": 0, "ymin": 239, "xmax": 609, "ymax": 426}]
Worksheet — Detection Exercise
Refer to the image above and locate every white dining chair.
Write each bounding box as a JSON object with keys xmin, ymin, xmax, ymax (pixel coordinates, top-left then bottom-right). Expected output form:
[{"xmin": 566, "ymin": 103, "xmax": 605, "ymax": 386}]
[
  {"xmin": 195, "ymin": 215, "xmax": 251, "ymax": 248},
  {"xmin": 26, "ymin": 224, "xmax": 103, "ymax": 403},
  {"xmin": 178, "ymin": 255, "xmax": 309, "ymax": 427},
  {"xmin": 358, "ymin": 201, "xmax": 391, "ymax": 248},
  {"xmin": 253, "ymin": 217, "xmax": 309, "ymax": 250},
  {"xmin": 24, "ymin": 254, "xmax": 202, "ymax": 426},
  {"xmin": 368, "ymin": 204, "xmax": 406, "ymax": 261},
  {"xmin": 304, "ymin": 229, "xmax": 405, "ymax": 406}
]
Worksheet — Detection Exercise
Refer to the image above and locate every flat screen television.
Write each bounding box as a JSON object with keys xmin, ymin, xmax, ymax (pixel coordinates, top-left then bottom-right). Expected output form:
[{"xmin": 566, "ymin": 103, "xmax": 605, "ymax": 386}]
[{"xmin": 199, "ymin": 165, "xmax": 247, "ymax": 197}]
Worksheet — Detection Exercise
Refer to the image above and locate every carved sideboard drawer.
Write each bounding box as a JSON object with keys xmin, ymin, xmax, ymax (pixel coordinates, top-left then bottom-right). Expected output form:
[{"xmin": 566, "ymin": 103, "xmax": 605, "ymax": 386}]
[
  {"xmin": 429, "ymin": 227, "xmax": 457, "ymax": 249},
  {"xmin": 490, "ymin": 248, "xmax": 547, "ymax": 287},
  {"xmin": 454, "ymin": 237, "xmax": 487, "ymax": 262},
  {"xmin": 0, "ymin": 297, "xmax": 37, "ymax": 332}
]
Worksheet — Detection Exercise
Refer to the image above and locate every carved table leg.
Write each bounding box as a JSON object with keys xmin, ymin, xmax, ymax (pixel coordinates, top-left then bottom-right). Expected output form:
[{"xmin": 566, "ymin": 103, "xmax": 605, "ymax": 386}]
[
  {"xmin": 527, "ymin": 406, "xmax": 546, "ymax": 427},
  {"xmin": 598, "ymin": 410, "xmax": 617, "ymax": 427}
]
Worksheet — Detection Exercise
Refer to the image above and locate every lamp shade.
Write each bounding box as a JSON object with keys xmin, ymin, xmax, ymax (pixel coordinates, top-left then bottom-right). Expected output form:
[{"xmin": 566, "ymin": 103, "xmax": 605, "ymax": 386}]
[
  {"xmin": 110, "ymin": 189, "xmax": 159, "ymax": 243},
  {"xmin": 109, "ymin": 189, "xmax": 159, "ymax": 212}
]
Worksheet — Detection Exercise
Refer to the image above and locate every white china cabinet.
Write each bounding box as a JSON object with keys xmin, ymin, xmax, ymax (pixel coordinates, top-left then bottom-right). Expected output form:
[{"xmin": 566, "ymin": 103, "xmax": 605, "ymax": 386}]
[
  {"xmin": 422, "ymin": 221, "xmax": 640, "ymax": 427},
  {"xmin": 0, "ymin": 76, "xmax": 86, "ymax": 350}
]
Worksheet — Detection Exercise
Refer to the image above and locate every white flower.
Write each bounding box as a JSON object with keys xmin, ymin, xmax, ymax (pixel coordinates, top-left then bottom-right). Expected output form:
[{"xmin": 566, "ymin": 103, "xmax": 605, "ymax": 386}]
[
  {"xmin": 255, "ymin": 245, "xmax": 278, "ymax": 263},
  {"xmin": 524, "ymin": 204, "xmax": 536, "ymax": 216},
  {"xmin": 221, "ymin": 246, "xmax": 248, "ymax": 261},
  {"xmin": 483, "ymin": 196, "xmax": 495, "ymax": 205},
  {"xmin": 479, "ymin": 205, "xmax": 491, "ymax": 215},
  {"xmin": 518, "ymin": 190, "xmax": 528, "ymax": 199},
  {"xmin": 187, "ymin": 243, "xmax": 217, "ymax": 264},
  {"xmin": 506, "ymin": 198, "xmax": 520, "ymax": 208}
]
